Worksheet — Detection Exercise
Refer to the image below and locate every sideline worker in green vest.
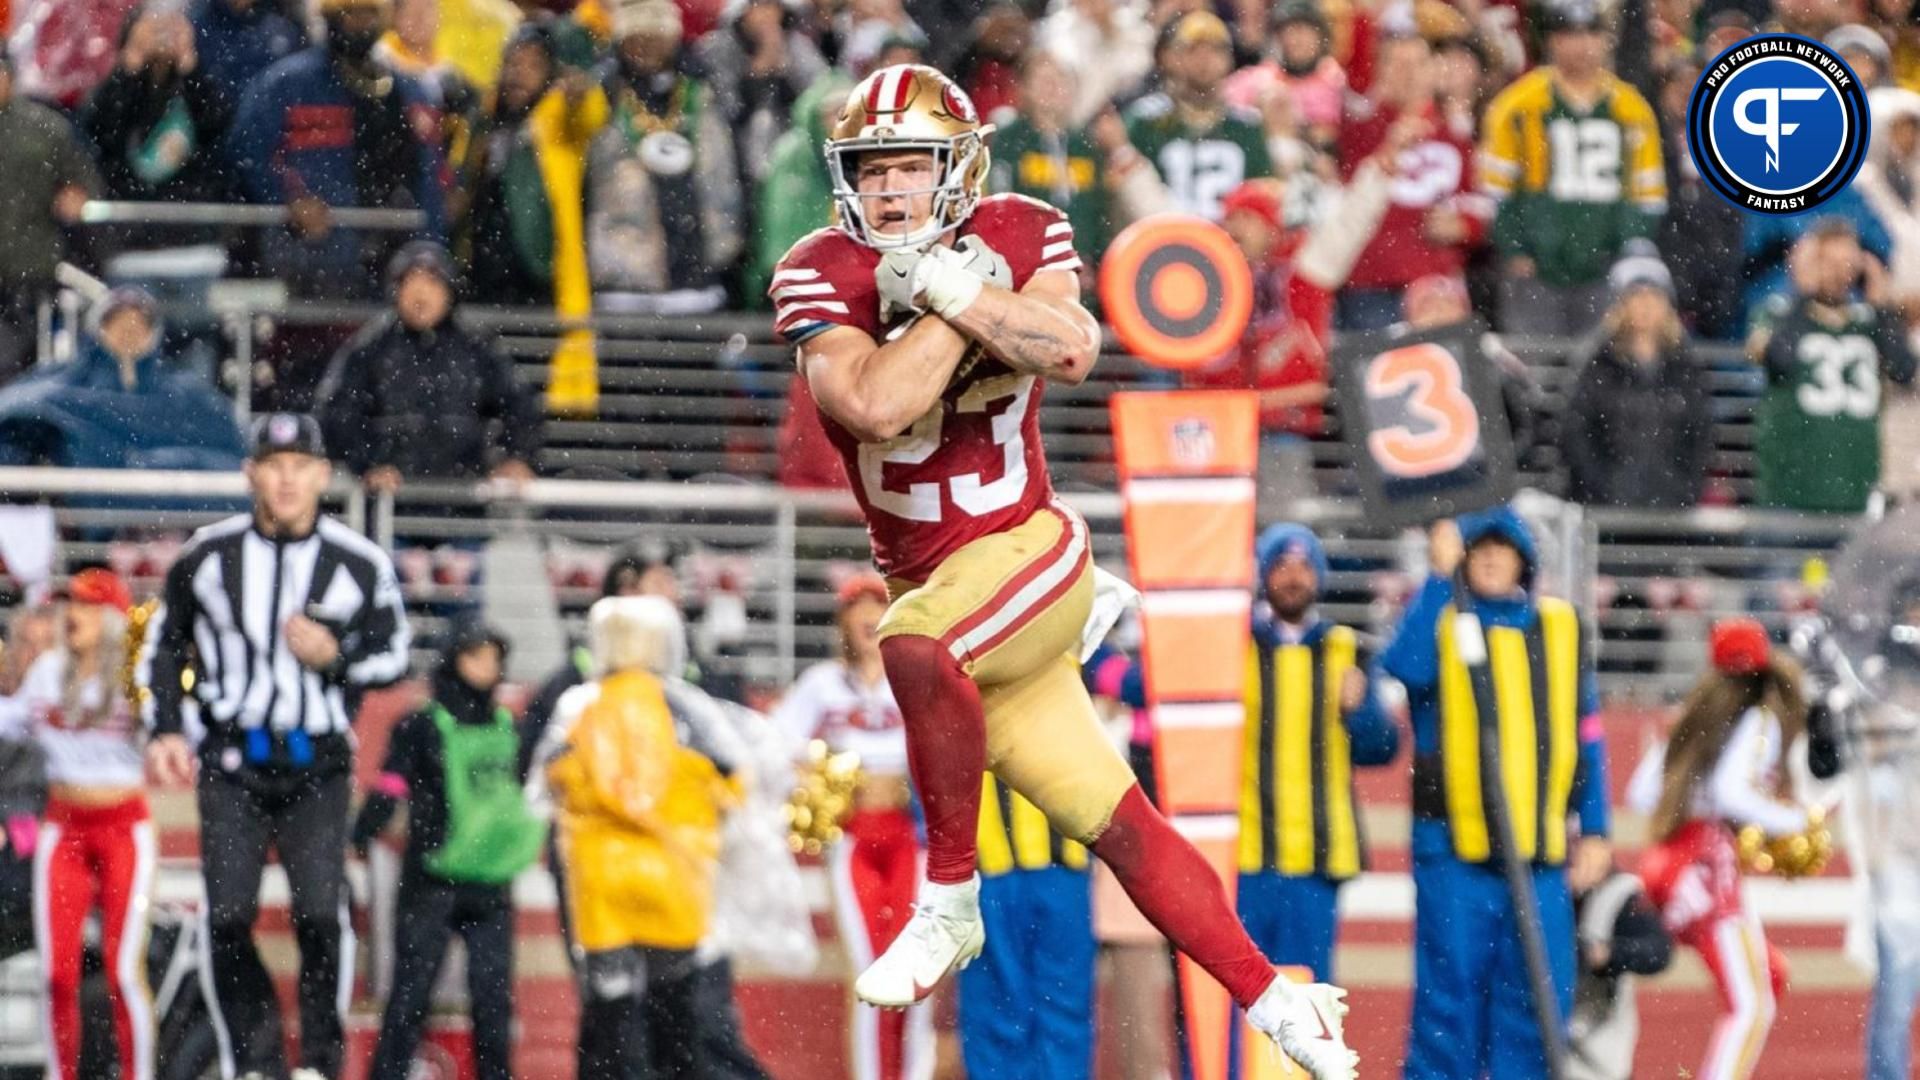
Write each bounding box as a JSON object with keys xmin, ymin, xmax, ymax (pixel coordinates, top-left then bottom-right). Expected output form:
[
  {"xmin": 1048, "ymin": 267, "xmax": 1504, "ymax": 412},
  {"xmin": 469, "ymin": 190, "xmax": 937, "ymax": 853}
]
[
  {"xmin": 1381, "ymin": 507, "xmax": 1612, "ymax": 1080},
  {"xmin": 353, "ymin": 618, "xmax": 543, "ymax": 1080}
]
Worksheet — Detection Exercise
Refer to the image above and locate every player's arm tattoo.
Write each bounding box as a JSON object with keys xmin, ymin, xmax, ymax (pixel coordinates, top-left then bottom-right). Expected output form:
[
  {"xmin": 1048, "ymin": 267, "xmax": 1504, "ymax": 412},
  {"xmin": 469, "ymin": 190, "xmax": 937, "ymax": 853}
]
[{"xmin": 948, "ymin": 273, "xmax": 1101, "ymax": 385}]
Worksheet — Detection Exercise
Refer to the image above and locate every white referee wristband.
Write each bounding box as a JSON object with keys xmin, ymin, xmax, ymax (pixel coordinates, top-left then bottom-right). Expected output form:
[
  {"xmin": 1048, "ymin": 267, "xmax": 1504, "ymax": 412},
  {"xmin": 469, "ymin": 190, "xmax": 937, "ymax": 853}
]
[{"xmin": 918, "ymin": 254, "xmax": 984, "ymax": 321}]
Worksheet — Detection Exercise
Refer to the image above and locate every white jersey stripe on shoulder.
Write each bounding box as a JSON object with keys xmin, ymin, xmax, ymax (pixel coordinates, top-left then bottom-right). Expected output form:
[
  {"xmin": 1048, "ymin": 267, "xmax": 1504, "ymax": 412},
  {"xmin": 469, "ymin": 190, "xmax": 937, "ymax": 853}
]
[
  {"xmin": 1044, "ymin": 221, "xmax": 1073, "ymax": 236},
  {"xmin": 773, "ymin": 282, "xmax": 837, "ymax": 299},
  {"xmin": 772, "ymin": 268, "xmax": 823, "ymax": 283},
  {"xmin": 1041, "ymin": 240, "xmax": 1075, "ymax": 258},
  {"xmin": 778, "ymin": 300, "xmax": 852, "ymax": 319}
]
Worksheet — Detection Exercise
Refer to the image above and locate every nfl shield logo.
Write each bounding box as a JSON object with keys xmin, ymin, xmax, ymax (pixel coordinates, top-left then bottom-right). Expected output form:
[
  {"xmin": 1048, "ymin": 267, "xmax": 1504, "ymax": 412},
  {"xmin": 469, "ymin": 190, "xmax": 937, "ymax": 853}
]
[{"xmin": 1170, "ymin": 419, "xmax": 1215, "ymax": 468}]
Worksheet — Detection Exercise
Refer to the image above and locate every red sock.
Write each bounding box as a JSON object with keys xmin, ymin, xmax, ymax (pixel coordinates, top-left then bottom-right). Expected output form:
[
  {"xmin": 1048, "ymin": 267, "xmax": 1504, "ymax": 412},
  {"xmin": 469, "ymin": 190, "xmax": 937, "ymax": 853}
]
[
  {"xmin": 880, "ymin": 635, "xmax": 984, "ymax": 884},
  {"xmin": 1091, "ymin": 785, "xmax": 1277, "ymax": 1008}
]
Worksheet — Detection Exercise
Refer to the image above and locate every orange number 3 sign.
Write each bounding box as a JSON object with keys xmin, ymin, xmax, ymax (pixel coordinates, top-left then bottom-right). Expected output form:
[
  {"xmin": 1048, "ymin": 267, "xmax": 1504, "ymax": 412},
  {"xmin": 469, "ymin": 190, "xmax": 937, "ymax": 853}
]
[{"xmin": 1363, "ymin": 342, "xmax": 1481, "ymax": 479}]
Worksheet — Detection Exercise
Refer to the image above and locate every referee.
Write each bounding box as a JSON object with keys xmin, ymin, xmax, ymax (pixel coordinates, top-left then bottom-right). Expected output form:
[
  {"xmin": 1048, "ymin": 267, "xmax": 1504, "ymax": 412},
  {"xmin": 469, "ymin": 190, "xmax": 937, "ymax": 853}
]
[{"xmin": 139, "ymin": 413, "xmax": 411, "ymax": 1080}]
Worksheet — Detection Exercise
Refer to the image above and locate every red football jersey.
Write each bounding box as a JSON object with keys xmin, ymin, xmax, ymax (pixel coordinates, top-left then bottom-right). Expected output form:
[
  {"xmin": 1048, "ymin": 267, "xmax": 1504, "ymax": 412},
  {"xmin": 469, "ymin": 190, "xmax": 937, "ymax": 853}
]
[
  {"xmin": 769, "ymin": 194, "xmax": 1085, "ymax": 582},
  {"xmin": 1182, "ymin": 240, "xmax": 1334, "ymax": 437},
  {"xmin": 1337, "ymin": 100, "xmax": 1489, "ymax": 290}
]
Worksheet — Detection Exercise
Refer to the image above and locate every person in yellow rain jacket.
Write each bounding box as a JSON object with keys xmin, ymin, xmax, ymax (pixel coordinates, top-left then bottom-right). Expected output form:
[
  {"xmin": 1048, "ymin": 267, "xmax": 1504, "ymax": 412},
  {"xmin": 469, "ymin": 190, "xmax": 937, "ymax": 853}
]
[{"xmin": 532, "ymin": 594, "xmax": 737, "ymax": 1077}]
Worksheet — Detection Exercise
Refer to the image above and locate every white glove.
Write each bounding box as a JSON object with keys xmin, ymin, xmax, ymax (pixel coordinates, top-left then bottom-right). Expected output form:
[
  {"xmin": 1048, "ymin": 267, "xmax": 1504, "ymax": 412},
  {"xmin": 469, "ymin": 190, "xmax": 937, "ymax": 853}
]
[
  {"xmin": 873, "ymin": 236, "xmax": 1014, "ymax": 322},
  {"xmin": 944, "ymin": 235, "xmax": 1014, "ymax": 292},
  {"xmin": 875, "ymin": 246, "xmax": 925, "ymax": 322}
]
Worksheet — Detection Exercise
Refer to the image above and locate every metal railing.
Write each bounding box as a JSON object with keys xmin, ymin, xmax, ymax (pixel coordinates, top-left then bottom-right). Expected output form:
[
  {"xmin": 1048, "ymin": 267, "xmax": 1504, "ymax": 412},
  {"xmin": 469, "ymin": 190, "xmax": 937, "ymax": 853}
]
[
  {"xmin": 32, "ymin": 257, "xmax": 1778, "ymax": 498},
  {"xmin": 0, "ymin": 466, "xmax": 365, "ymax": 534},
  {"xmin": 0, "ymin": 467, "xmax": 1877, "ymax": 696},
  {"xmin": 32, "ymin": 292, "xmax": 1765, "ymax": 504},
  {"xmin": 78, "ymin": 201, "xmax": 428, "ymax": 232}
]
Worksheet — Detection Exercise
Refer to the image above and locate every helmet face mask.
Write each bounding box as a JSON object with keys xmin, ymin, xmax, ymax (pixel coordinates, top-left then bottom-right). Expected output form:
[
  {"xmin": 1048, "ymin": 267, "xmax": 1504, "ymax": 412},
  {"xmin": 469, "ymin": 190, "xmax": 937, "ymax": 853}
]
[
  {"xmin": 826, "ymin": 65, "xmax": 994, "ymax": 251},
  {"xmin": 827, "ymin": 138, "xmax": 987, "ymax": 250}
]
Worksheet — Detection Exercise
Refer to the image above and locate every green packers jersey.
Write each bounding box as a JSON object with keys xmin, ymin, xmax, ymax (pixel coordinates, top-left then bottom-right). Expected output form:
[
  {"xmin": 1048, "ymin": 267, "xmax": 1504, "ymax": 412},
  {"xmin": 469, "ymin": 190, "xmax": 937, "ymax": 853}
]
[
  {"xmin": 1124, "ymin": 94, "xmax": 1273, "ymax": 221},
  {"xmin": 1480, "ymin": 69, "xmax": 1666, "ymax": 287},
  {"xmin": 1751, "ymin": 295, "xmax": 1917, "ymax": 512},
  {"xmin": 987, "ymin": 117, "xmax": 1114, "ymax": 262}
]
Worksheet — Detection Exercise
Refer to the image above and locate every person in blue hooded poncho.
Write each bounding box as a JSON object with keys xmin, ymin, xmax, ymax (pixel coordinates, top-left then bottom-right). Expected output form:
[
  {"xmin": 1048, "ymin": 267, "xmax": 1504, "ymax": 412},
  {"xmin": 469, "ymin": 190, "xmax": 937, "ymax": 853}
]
[
  {"xmin": 1236, "ymin": 522, "xmax": 1398, "ymax": 986},
  {"xmin": 0, "ymin": 287, "xmax": 244, "ymax": 471},
  {"xmin": 1381, "ymin": 506, "xmax": 1611, "ymax": 1080}
]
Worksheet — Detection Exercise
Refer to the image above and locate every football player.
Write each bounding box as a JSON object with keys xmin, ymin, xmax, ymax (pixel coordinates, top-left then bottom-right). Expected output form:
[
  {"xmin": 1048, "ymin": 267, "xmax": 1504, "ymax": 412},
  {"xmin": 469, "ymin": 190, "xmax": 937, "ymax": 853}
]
[{"xmin": 768, "ymin": 64, "xmax": 1357, "ymax": 1078}]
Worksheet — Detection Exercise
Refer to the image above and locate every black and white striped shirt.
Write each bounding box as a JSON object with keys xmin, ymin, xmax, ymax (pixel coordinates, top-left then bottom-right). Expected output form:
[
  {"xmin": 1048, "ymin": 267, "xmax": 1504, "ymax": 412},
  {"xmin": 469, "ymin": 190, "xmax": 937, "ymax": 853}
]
[{"xmin": 137, "ymin": 514, "xmax": 411, "ymax": 744}]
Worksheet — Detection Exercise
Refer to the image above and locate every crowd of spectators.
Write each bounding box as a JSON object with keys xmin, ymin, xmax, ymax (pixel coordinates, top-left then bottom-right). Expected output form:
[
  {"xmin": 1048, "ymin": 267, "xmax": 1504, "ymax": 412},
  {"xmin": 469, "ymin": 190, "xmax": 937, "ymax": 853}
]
[
  {"xmin": 11, "ymin": 0, "xmax": 1920, "ymax": 516},
  {"xmin": 10, "ymin": 5, "xmax": 1920, "ymax": 1075}
]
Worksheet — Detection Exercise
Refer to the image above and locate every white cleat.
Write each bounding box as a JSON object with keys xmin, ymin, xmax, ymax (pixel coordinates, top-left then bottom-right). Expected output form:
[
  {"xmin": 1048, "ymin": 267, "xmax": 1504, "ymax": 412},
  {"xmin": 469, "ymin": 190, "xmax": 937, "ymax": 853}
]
[
  {"xmin": 853, "ymin": 875, "xmax": 985, "ymax": 1008},
  {"xmin": 1246, "ymin": 973, "xmax": 1359, "ymax": 1080}
]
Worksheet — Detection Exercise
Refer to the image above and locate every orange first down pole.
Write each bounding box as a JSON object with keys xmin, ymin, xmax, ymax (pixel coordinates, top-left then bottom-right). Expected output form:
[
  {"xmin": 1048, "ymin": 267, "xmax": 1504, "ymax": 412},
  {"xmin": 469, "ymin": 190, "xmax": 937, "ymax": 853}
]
[{"xmin": 1112, "ymin": 390, "xmax": 1291, "ymax": 1080}]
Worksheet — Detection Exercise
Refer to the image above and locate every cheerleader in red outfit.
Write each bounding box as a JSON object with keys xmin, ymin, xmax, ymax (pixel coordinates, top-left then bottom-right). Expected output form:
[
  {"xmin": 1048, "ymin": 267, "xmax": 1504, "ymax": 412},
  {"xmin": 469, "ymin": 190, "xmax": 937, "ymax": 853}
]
[
  {"xmin": 771, "ymin": 575, "xmax": 933, "ymax": 1080},
  {"xmin": 0, "ymin": 570, "xmax": 154, "ymax": 1080},
  {"xmin": 1637, "ymin": 619, "xmax": 1810, "ymax": 1080}
]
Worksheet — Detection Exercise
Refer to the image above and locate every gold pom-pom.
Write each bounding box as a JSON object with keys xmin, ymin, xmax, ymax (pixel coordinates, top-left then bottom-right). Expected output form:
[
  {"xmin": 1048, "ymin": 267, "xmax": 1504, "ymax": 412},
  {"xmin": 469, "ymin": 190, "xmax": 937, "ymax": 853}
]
[
  {"xmin": 120, "ymin": 599, "xmax": 159, "ymax": 707},
  {"xmin": 785, "ymin": 740, "xmax": 862, "ymax": 857},
  {"xmin": 1737, "ymin": 808, "xmax": 1831, "ymax": 879},
  {"xmin": 1767, "ymin": 806, "xmax": 1832, "ymax": 880},
  {"xmin": 1736, "ymin": 824, "xmax": 1774, "ymax": 875}
]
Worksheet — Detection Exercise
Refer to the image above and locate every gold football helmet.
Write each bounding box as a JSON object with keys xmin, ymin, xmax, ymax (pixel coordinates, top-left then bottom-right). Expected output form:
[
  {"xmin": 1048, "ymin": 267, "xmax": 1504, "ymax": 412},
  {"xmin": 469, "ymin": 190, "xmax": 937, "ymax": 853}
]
[{"xmin": 825, "ymin": 65, "xmax": 995, "ymax": 250}]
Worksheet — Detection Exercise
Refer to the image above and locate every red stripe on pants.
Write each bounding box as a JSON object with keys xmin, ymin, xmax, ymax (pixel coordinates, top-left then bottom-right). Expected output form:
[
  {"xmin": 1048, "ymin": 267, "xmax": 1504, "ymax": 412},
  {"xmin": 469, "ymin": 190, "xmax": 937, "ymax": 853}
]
[{"xmin": 936, "ymin": 505, "xmax": 1078, "ymax": 658}]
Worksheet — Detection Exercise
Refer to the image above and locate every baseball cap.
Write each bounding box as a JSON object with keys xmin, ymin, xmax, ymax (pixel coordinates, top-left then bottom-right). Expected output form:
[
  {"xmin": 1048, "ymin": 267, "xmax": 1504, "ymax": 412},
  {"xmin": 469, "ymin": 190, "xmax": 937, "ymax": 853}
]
[
  {"xmin": 1270, "ymin": 1, "xmax": 1328, "ymax": 34},
  {"xmin": 1221, "ymin": 180, "xmax": 1287, "ymax": 234},
  {"xmin": 1710, "ymin": 618, "xmax": 1771, "ymax": 676},
  {"xmin": 1403, "ymin": 273, "xmax": 1470, "ymax": 318},
  {"xmin": 1542, "ymin": 0, "xmax": 1604, "ymax": 34},
  {"xmin": 59, "ymin": 568, "xmax": 133, "ymax": 612},
  {"xmin": 1828, "ymin": 24, "xmax": 1891, "ymax": 71},
  {"xmin": 386, "ymin": 239, "xmax": 457, "ymax": 295},
  {"xmin": 837, "ymin": 573, "xmax": 890, "ymax": 610},
  {"xmin": 879, "ymin": 26, "xmax": 931, "ymax": 55},
  {"xmin": 1394, "ymin": 2, "xmax": 1463, "ymax": 42},
  {"xmin": 609, "ymin": 0, "xmax": 683, "ymax": 41},
  {"xmin": 443, "ymin": 615, "xmax": 511, "ymax": 663},
  {"xmin": 249, "ymin": 413, "xmax": 326, "ymax": 461},
  {"xmin": 1607, "ymin": 252, "xmax": 1674, "ymax": 304},
  {"xmin": 1166, "ymin": 11, "xmax": 1232, "ymax": 49}
]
